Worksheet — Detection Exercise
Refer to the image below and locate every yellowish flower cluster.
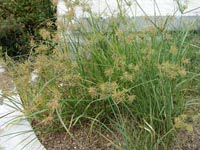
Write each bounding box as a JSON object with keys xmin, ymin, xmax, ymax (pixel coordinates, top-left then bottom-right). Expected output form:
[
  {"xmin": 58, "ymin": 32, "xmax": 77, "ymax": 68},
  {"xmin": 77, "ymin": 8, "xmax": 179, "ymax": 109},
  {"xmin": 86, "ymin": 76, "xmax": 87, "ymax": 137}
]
[
  {"xmin": 126, "ymin": 33, "xmax": 135, "ymax": 44},
  {"xmin": 112, "ymin": 54, "xmax": 126, "ymax": 71},
  {"xmin": 115, "ymin": 29, "xmax": 124, "ymax": 38},
  {"xmin": 142, "ymin": 48, "xmax": 155, "ymax": 62},
  {"xmin": 121, "ymin": 71, "xmax": 135, "ymax": 82},
  {"xmin": 39, "ymin": 28, "xmax": 51, "ymax": 39},
  {"xmin": 88, "ymin": 87, "xmax": 98, "ymax": 98},
  {"xmin": 41, "ymin": 115, "xmax": 54, "ymax": 126},
  {"xmin": 181, "ymin": 58, "xmax": 190, "ymax": 64},
  {"xmin": 104, "ymin": 68, "xmax": 113, "ymax": 77},
  {"xmin": 174, "ymin": 114, "xmax": 194, "ymax": 132},
  {"xmin": 87, "ymin": 81, "xmax": 136, "ymax": 104},
  {"xmin": 51, "ymin": 0, "xmax": 58, "ymax": 6},
  {"xmin": 99, "ymin": 82, "xmax": 118, "ymax": 98},
  {"xmin": 169, "ymin": 45, "xmax": 178, "ymax": 55},
  {"xmin": 47, "ymin": 88, "xmax": 61, "ymax": 111},
  {"xmin": 35, "ymin": 44, "xmax": 49, "ymax": 54},
  {"xmin": 158, "ymin": 61, "xmax": 186, "ymax": 79},
  {"xmin": 128, "ymin": 63, "xmax": 140, "ymax": 72}
]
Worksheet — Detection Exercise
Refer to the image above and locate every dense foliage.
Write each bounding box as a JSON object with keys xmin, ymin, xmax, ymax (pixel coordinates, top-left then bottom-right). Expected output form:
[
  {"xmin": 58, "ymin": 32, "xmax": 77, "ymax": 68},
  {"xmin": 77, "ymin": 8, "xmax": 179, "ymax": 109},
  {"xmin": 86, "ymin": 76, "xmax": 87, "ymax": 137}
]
[{"xmin": 0, "ymin": 0, "xmax": 56, "ymax": 59}]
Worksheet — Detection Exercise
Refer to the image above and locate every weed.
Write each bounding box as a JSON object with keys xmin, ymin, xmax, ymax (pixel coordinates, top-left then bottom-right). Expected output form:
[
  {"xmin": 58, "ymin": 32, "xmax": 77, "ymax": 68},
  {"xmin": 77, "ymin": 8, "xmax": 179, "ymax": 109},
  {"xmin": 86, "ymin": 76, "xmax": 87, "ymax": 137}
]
[{"xmin": 3, "ymin": 0, "xmax": 200, "ymax": 149}]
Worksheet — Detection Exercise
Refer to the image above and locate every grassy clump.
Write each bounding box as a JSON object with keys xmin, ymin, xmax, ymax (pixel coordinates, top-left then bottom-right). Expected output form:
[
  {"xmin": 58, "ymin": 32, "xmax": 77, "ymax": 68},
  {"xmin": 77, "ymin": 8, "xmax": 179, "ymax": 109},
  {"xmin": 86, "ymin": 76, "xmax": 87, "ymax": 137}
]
[{"xmin": 5, "ymin": 1, "xmax": 200, "ymax": 150}]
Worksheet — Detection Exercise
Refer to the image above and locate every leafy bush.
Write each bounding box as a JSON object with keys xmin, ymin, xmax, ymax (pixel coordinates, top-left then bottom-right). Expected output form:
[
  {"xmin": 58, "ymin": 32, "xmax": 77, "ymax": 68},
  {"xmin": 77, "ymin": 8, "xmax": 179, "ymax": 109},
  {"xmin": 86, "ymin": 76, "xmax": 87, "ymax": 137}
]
[{"xmin": 0, "ymin": 0, "xmax": 56, "ymax": 59}]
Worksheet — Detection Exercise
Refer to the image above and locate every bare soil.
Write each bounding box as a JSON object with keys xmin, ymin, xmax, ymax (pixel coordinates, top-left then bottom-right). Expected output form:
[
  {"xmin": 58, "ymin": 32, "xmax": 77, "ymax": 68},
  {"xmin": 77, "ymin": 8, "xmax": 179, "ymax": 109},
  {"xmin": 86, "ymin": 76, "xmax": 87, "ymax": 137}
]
[
  {"xmin": 40, "ymin": 127, "xmax": 114, "ymax": 150},
  {"xmin": 172, "ymin": 99, "xmax": 200, "ymax": 150}
]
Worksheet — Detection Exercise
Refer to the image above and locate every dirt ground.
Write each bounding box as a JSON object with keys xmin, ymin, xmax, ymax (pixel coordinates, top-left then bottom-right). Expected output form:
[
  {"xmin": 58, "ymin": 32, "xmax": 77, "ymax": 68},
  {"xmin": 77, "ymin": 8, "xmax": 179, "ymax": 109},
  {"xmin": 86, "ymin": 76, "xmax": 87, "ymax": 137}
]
[
  {"xmin": 172, "ymin": 100, "xmax": 200, "ymax": 150},
  {"xmin": 40, "ymin": 127, "xmax": 115, "ymax": 150}
]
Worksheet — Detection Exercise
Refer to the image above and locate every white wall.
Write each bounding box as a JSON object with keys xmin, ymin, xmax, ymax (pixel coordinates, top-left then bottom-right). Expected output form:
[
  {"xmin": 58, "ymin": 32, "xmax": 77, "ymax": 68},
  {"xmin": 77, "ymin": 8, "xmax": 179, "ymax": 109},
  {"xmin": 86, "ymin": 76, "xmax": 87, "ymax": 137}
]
[
  {"xmin": 57, "ymin": 0, "xmax": 200, "ymax": 17},
  {"xmin": 57, "ymin": 0, "xmax": 200, "ymax": 31}
]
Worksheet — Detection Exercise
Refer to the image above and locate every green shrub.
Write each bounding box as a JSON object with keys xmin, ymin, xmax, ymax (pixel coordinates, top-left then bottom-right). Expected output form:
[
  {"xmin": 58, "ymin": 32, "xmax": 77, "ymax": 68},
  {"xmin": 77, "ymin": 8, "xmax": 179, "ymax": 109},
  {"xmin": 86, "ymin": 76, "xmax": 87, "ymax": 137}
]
[{"xmin": 0, "ymin": 0, "xmax": 56, "ymax": 59}]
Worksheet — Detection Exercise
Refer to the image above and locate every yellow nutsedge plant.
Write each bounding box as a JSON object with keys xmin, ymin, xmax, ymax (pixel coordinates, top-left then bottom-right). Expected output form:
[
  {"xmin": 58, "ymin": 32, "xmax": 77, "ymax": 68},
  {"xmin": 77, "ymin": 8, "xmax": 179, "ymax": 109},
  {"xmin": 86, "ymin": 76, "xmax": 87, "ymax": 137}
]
[
  {"xmin": 35, "ymin": 54, "xmax": 48, "ymax": 66},
  {"xmin": 115, "ymin": 29, "xmax": 124, "ymax": 39},
  {"xmin": 158, "ymin": 61, "xmax": 187, "ymax": 79},
  {"xmin": 181, "ymin": 58, "xmax": 190, "ymax": 64},
  {"xmin": 39, "ymin": 28, "xmax": 51, "ymax": 39},
  {"xmin": 174, "ymin": 114, "xmax": 193, "ymax": 132},
  {"xmin": 33, "ymin": 95, "xmax": 45, "ymax": 109},
  {"xmin": 128, "ymin": 63, "xmax": 140, "ymax": 72},
  {"xmin": 112, "ymin": 91, "xmax": 124, "ymax": 104},
  {"xmin": 35, "ymin": 44, "xmax": 49, "ymax": 54},
  {"xmin": 30, "ymin": 38, "xmax": 36, "ymax": 47},
  {"xmin": 112, "ymin": 89, "xmax": 135, "ymax": 104},
  {"xmin": 13, "ymin": 62, "xmax": 31, "ymax": 87},
  {"xmin": 145, "ymin": 25, "xmax": 157, "ymax": 34},
  {"xmin": 55, "ymin": 20, "xmax": 65, "ymax": 31},
  {"xmin": 128, "ymin": 94, "xmax": 136, "ymax": 104},
  {"xmin": 52, "ymin": 32, "xmax": 60, "ymax": 43},
  {"xmin": 158, "ymin": 62, "xmax": 177, "ymax": 79},
  {"xmin": 121, "ymin": 71, "xmax": 135, "ymax": 82},
  {"xmin": 178, "ymin": 67, "xmax": 187, "ymax": 77},
  {"xmin": 128, "ymin": 63, "xmax": 134, "ymax": 71},
  {"xmin": 112, "ymin": 54, "xmax": 126, "ymax": 71},
  {"xmin": 47, "ymin": 98, "xmax": 59, "ymax": 111},
  {"xmin": 41, "ymin": 115, "xmax": 54, "ymax": 126},
  {"xmin": 169, "ymin": 45, "xmax": 178, "ymax": 55},
  {"xmin": 99, "ymin": 82, "xmax": 118, "ymax": 99},
  {"xmin": 47, "ymin": 88, "xmax": 62, "ymax": 111},
  {"xmin": 46, "ymin": 20, "xmax": 55, "ymax": 28},
  {"xmin": 87, "ymin": 87, "xmax": 98, "ymax": 98},
  {"xmin": 126, "ymin": 34, "xmax": 135, "ymax": 44},
  {"xmin": 104, "ymin": 68, "xmax": 114, "ymax": 77},
  {"xmin": 134, "ymin": 65, "xmax": 140, "ymax": 72},
  {"xmin": 22, "ymin": 96, "xmax": 42, "ymax": 116},
  {"xmin": 146, "ymin": 49, "xmax": 155, "ymax": 62}
]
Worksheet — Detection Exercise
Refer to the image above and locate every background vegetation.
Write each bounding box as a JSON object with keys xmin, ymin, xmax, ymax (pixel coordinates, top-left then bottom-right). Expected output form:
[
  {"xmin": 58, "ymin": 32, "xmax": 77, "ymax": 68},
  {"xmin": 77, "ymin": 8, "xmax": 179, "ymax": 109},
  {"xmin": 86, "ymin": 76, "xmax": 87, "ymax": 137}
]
[{"xmin": 0, "ymin": 0, "xmax": 56, "ymax": 59}]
